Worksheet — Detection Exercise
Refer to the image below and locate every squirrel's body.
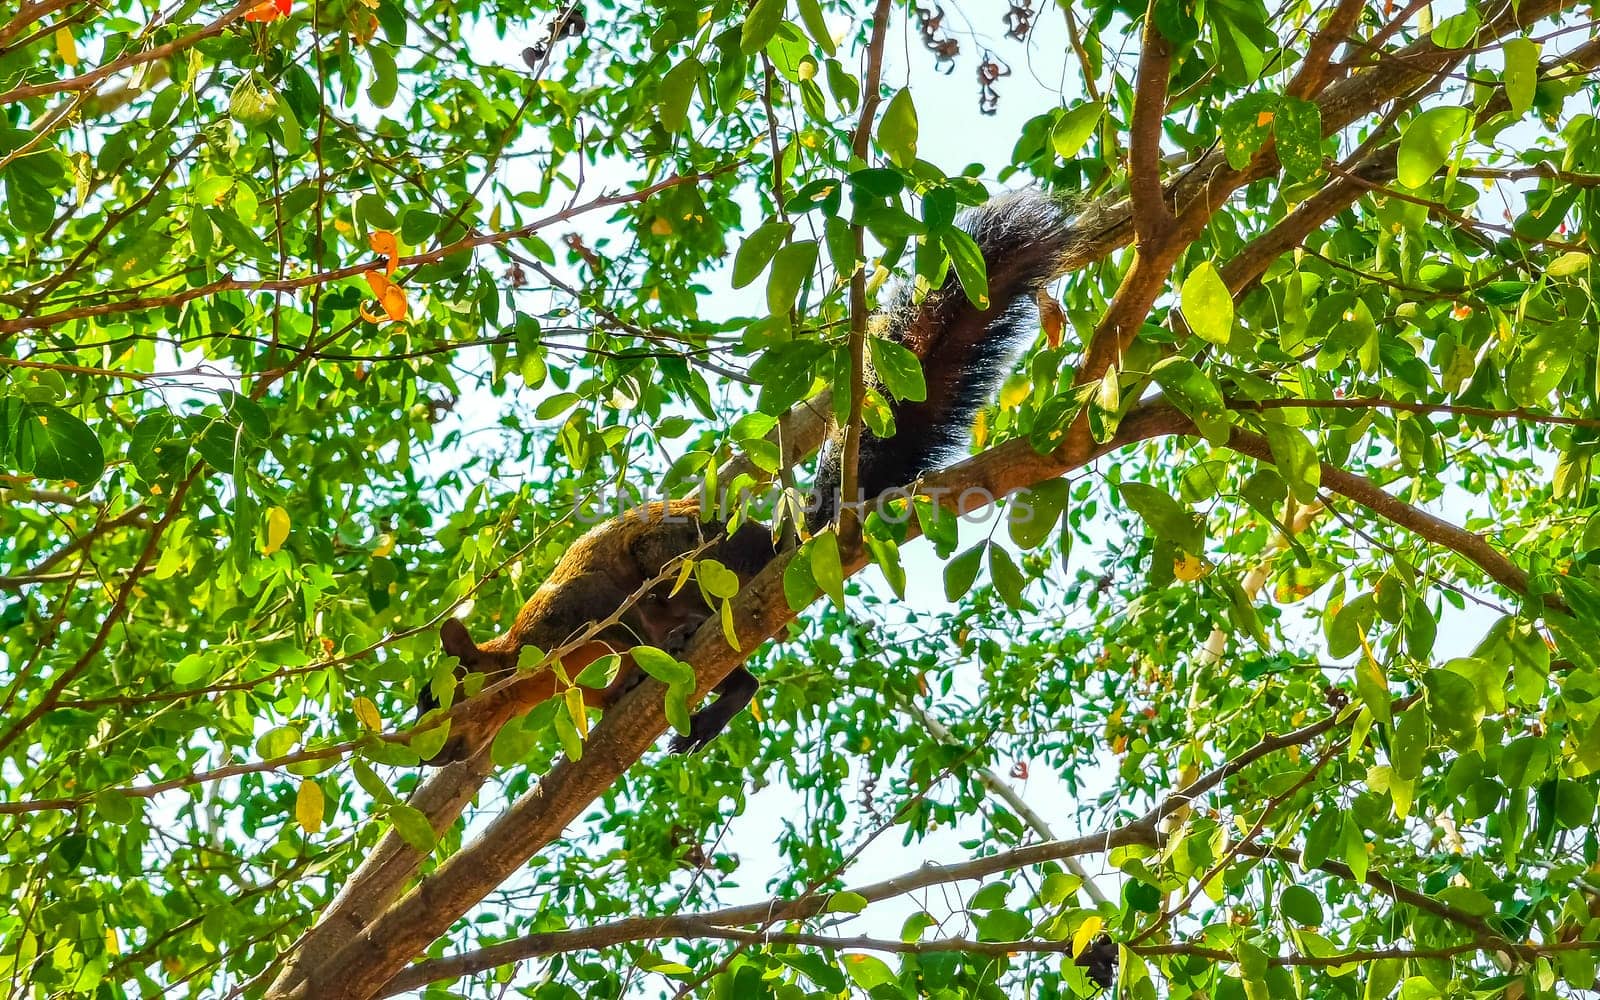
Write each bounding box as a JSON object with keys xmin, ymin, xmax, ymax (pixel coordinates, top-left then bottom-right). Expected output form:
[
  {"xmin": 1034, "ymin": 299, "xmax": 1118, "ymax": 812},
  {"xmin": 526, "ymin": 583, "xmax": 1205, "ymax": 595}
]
[{"xmin": 418, "ymin": 190, "xmax": 1077, "ymax": 763}]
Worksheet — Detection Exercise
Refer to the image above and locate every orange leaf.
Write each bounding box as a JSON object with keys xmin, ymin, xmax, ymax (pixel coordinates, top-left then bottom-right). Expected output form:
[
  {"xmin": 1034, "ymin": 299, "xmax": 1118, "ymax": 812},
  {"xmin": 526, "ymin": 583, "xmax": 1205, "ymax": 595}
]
[
  {"xmin": 368, "ymin": 229, "xmax": 399, "ymax": 274},
  {"xmin": 1037, "ymin": 287, "xmax": 1066, "ymax": 349},
  {"xmin": 364, "ymin": 269, "xmax": 390, "ymax": 296},
  {"xmin": 361, "ymin": 270, "xmax": 408, "ymax": 322},
  {"xmin": 381, "ymin": 285, "xmax": 407, "ymax": 321},
  {"xmin": 243, "ymin": 0, "xmax": 289, "ymax": 22}
]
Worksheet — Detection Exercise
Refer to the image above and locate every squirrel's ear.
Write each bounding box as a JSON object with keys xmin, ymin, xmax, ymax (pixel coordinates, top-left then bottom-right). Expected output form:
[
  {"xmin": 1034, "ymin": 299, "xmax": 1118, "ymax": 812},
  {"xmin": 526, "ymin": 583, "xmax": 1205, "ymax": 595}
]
[{"xmin": 440, "ymin": 617, "xmax": 478, "ymax": 660}]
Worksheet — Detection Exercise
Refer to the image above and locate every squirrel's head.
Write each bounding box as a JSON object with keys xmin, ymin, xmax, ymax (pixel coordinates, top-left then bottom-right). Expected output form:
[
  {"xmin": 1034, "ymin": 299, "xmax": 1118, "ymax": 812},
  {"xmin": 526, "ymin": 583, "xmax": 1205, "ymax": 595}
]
[{"xmin": 438, "ymin": 617, "xmax": 516, "ymax": 673}]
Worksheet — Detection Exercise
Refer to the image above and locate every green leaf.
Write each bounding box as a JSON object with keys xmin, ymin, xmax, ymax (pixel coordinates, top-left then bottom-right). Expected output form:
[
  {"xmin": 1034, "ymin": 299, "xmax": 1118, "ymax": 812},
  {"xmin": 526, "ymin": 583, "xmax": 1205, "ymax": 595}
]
[
  {"xmin": 843, "ymin": 954, "xmax": 896, "ymax": 990},
  {"xmin": 1302, "ymin": 808, "xmax": 1340, "ymax": 869},
  {"xmin": 1503, "ymin": 38, "xmax": 1540, "ymax": 116},
  {"xmin": 1051, "ymin": 101, "xmax": 1104, "ymax": 158},
  {"xmin": 1431, "ymin": 8, "xmax": 1479, "ymax": 48},
  {"xmin": 1507, "ymin": 327, "xmax": 1573, "ymax": 406},
  {"xmin": 1548, "ymin": 251, "xmax": 1589, "ymax": 278},
  {"xmin": 868, "ymin": 337, "xmax": 927, "ymax": 402},
  {"xmin": 809, "ymin": 533, "xmax": 845, "ymax": 608},
  {"xmin": 1396, "ymin": 106, "xmax": 1469, "ymax": 188},
  {"xmin": 1150, "ymin": 357, "xmax": 1230, "ymax": 445},
  {"xmin": 632, "ymin": 645, "xmax": 694, "ymax": 687},
  {"xmin": 944, "ymin": 543, "xmax": 985, "ymax": 601},
  {"xmin": 658, "ymin": 57, "xmax": 701, "ymax": 133},
  {"xmin": 766, "ymin": 239, "xmax": 818, "ymax": 315},
  {"xmin": 825, "ymin": 890, "xmax": 868, "ymax": 913},
  {"xmin": 1180, "ymin": 261, "xmax": 1234, "ymax": 346},
  {"xmin": 941, "ymin": 227, "xmax": 989, "ymax": 308},
  {"xmin": 795, "ymin": 0, "xmax": 835, "ymax": 54},
  {"xmin": 782, "ymin": 553, "xmax": 819, "ymax": 611},
  {"xmin": 741, "ymin": 0, "xmax": 786, "ymax": 54},
  {"xmin": 1353, "ymin": 651, "xmax": 1391, "ymax": 726},
  {"xmin": 1262, "ymin": 422, "xmax": 1320, "ymax": 504},
  {"xmin": 1274, "ymin": 97, "xmax": 1323, "ymax": 179},
  {"xmin": 733, "ymin": 220, "xmax": 793, "ymax": 289},
  {"xmin": 1279, "ymin": 884, "xmax": 1324, "ymax": 926},
  {"xmin": 1119, "ymin": 482, "xmax": 1204, "ymax": 553},
  {"xmin": 1040, "ymin": 872, "xmax": 1082, "ymax": 906},
  {"xmin": 1424, "ymin": 667, "xmax": 1484, "ymax": 742},
  {"xmin": 12, "ymin": 404, "xmax": 104, "ymax": 484},
  {"xmin": 1365, "ymin": 960, "xmax": 1404, "ymax": 1000},
  {"xmin": 367, "ymin": 45, "xmax": 398, "ymax": 108},
  {"xmin": 172, "ymin": 653, "xmax": 212, "ymax": 686},
  {"xmin": 93, "ymin": 790, "xmax": 137, "ymax": 824},
  {"xmin": 988, "ymin": 544, "xmax": 1028, "ymax": 610},
  {"xmin": 256, "ymin": 725, "xmax": 300, "ymax": 760},
  {"xmin": 229, "ymin": 73, "xmax": 277, "ymax": 127},
  {"xmin": 1341, "ymin": 814, "xmax": 1369, "ymax": 884},
  {"xmin": 388, "ymin": 804, "xmax": 436, "ymax": 852},
  {"xmin": 662, "ymin": 680, "xmax": 694, "ymax": 737},
  {"xmin": 1327, "ymin": 592, "xmax": 1375, "ymax": 659},
  {"xmin": 878, "ymin": 88, "xmax": 918, "ymax": 168},
  {"xmin": 1008, "ymin": 480, "xmax": 1069, "ymax": 549},
  {"xmin": 1220, "ymin": 92, "xmax": 1276, "ymax": 169},
  {"xmin": 1393, "ymin": 706, "xmax": 1429, "ymax": 781}
]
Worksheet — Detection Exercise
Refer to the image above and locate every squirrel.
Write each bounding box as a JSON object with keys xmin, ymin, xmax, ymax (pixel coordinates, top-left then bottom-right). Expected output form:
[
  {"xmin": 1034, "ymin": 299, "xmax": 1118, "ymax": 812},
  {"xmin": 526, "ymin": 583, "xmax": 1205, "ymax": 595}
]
[{"xmin": 415, "ymin": 189, "xmax": 1078, "ymax": 764}]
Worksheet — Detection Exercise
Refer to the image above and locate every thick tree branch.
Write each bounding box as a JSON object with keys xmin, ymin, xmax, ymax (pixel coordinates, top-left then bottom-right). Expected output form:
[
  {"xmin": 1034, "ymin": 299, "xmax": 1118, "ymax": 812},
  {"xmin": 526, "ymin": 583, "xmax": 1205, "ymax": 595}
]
[
  {"xmin": 1286, "ymin": 0, "xmax": 1365, "ymax": 99},
  {"xmin": 1129, "ymin": 2, "xmax": 1176, "ymax": 243}
]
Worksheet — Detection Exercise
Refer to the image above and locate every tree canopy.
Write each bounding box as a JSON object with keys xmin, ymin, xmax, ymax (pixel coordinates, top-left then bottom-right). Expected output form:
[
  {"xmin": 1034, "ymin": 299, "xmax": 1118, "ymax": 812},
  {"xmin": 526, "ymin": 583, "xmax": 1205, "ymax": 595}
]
[{"xmin": 3, "ymin": 0, "xmax": 1600, "ymax": 997}]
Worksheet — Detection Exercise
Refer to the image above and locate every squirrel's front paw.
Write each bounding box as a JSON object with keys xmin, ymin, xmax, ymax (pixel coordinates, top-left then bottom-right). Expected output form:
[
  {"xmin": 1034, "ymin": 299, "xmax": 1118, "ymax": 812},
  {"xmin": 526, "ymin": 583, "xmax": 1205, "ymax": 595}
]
[{"xmin": 666, "ymin": 715, "xmax": 719, "ymax": 755}]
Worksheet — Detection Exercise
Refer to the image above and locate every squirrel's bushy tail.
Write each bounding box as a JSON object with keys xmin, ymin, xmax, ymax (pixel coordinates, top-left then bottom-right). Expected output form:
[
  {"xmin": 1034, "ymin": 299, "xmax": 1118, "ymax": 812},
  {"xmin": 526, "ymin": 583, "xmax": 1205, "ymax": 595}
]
[{"xmin": 808, "ymin": 189, "xmax": 1076, "ymax": 529}]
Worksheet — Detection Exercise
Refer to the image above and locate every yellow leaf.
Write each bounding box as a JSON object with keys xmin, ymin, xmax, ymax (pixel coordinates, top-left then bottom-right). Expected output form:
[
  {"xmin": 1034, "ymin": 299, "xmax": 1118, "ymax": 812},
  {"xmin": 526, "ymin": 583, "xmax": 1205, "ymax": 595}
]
[
  {"xmin": 998, "ymin": 376, "xmax": 1030, "ymax": 410},
  {"xmin": 353, "ymin": 696, "xmax": 380, "ymax": 732},
  {"xmin": 1072, "ymin": 914, "xmax": 1104, "ymax": 958},
  {"xmin": 295, "ymin": 779, "xmax": 324, "ymax": 834},
  {"xmin": 650, "ymin": 216, "xmax": 673, "ymax": 236},
  {"xmin": 104, "ymin": 928, "xmax": 119, "ymax": 955},
  {"xmin": 371, "ymin": 532, "xmax": 395, "ymax": 557},
  {"xmin": 669, "ymin": 557, "xmax": 695, "ymax": 597},
  {"xmin": 262, "ymin": 505, "xmax": 290, "ymax": 555},
  {"xmin": 564, "ymin": 685, "xmax": 589, "ymax": 739},
  {"xmin": 55, "ymin": 27, "xmax": 78, "ymax": 66},
  {"xmin": 1173, "ymin": 553, "xmax": 1209, "ymax": 582},
  {"xmin": 720, "ymin": 598, "xmax": 740, "ymax": 650}
]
